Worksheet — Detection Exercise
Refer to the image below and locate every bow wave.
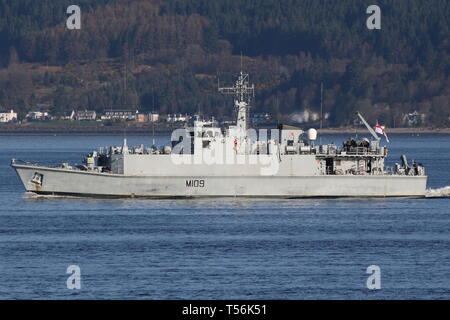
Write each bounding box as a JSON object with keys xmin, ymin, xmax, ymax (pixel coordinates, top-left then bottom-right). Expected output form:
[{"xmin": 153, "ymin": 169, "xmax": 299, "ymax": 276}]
[{"xmin": 425, "ymin": 186, "xmax": 450, "ymax": 198}]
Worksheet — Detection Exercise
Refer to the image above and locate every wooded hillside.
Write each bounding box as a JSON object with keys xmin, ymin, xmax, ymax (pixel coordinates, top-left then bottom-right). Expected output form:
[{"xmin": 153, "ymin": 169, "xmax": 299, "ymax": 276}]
[{"xmin": 0, "ymin": 0, "xmax": 448, "ymax": 126}]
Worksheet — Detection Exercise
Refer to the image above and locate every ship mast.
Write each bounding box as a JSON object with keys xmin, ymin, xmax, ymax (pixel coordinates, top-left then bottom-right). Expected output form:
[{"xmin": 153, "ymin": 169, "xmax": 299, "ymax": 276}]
[{"xmin": 218, "ymin": 69, "xmax": 255, "ymax": 132}]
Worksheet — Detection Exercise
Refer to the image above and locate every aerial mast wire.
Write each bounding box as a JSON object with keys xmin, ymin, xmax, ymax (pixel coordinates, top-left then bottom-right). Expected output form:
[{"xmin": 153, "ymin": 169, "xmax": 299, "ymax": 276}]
[
  {"xmin": 320, "ymin": 81, "xmax": 323, "ymax": 131},
  {"xmin": 320, "ymin": 81, "xmax": 323, "ymax": 144}
]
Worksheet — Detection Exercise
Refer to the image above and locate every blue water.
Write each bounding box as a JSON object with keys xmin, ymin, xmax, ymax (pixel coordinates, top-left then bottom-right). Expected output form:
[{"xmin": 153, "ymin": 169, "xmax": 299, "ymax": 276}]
[{"xmin": 0, "ymin": 133, "xmax": 449, "ymax": 299}]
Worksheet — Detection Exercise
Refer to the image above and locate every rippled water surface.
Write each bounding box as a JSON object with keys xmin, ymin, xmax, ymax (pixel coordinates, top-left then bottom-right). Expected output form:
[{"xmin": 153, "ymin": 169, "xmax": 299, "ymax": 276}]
[{"xmin": 0, "ymin": 133, "xmax": 449, "ymax": 299}]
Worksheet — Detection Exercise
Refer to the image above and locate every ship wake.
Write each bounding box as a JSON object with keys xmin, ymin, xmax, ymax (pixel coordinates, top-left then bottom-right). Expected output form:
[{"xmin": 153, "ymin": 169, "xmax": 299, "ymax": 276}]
[
  {"xmin": 23, "ymin": 192, "xmax": 81, "ymax": 200},
  {"xmin": 425, "ymin": 186, "xmax": 450, "ymax": 198}
]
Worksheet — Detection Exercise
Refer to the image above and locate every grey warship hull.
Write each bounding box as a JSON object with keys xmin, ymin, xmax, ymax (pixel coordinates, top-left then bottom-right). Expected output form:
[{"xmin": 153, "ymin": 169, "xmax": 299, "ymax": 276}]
[{"xmin": 13, "ymin": 163, "xmax": 427, "ymax": 198}]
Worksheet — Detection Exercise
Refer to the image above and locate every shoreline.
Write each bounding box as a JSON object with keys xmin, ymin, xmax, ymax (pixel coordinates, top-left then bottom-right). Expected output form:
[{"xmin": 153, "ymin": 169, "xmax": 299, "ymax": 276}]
[{"xmin": 0, "ymin": 124, "xmax": 449, "ymax": 135}]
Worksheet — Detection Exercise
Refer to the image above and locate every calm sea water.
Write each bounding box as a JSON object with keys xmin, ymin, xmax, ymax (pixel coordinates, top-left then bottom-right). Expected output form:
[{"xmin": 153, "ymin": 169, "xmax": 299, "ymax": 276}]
[{"xmin": 0, "ymin": 133, "xmax": 449, "ymax": 300}]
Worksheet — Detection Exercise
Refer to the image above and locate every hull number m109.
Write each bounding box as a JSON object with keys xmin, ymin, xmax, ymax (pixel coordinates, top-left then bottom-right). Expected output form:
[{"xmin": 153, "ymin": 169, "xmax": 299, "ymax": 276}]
[{"xmin": 186, "ymin": 179, "xmax": 205, "ymax": 188}]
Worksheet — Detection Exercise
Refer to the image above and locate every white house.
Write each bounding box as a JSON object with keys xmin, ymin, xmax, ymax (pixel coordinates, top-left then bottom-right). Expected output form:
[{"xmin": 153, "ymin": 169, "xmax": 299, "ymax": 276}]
[
  {"xmin": 26, "ymin": 111, "xmax": 50, "ymax": 121},
  {"xmin": 74, "ymin": 110, "xmax": 97, "ymax": 121},
  {"xmin": 402, "ymin": 111, "xmax": 426, "ymax": 126},
  {"xmin": 102, "ymin": 110, "xmax": 139, "ymax": 121},
  {"xmin": 290, "ymin": 109, "xmax": 320, "ymax": 124},
  {"xmin": 0, "ymin": 110, "xmax": 18, "ymax": 123},
  {"xmin": 167, "ymin": 113, "xmax": 190, "ymax": 122},
  {"xmin": 149, "ymin": 112, "xmax": 159, "ymax": 122}
]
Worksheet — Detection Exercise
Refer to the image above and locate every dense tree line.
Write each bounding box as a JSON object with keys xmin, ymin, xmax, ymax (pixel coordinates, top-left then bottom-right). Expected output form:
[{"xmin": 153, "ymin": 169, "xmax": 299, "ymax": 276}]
[{"xmin": 0, "ymin": 0, "xmax": 448, "ymax": 127}]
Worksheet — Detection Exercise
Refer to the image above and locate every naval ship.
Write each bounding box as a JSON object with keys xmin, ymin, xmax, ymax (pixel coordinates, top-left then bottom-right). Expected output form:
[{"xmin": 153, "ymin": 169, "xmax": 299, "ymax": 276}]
[{"xmin": 11, "ymin": 71, "xmax": 427, "ymax": 198}]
